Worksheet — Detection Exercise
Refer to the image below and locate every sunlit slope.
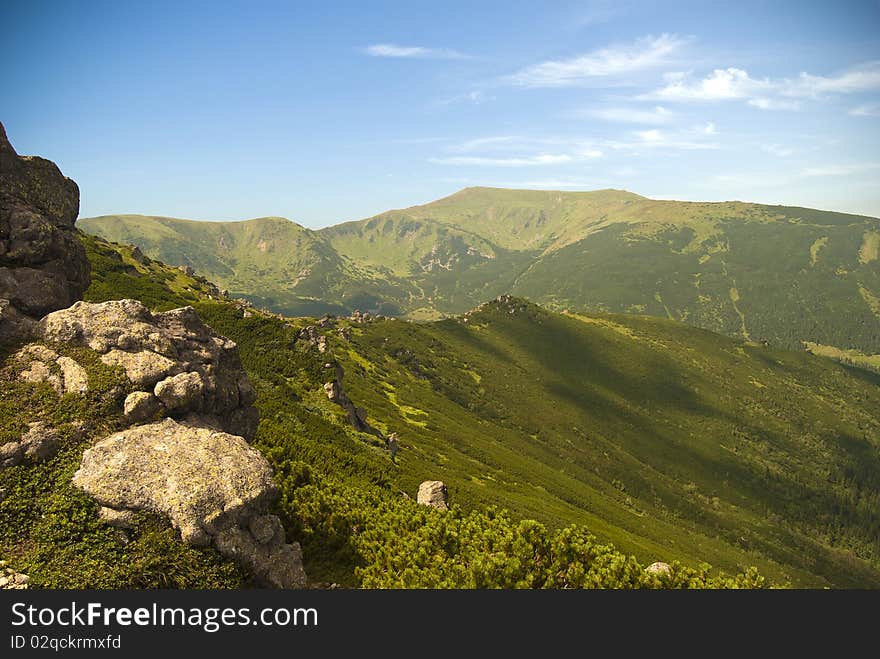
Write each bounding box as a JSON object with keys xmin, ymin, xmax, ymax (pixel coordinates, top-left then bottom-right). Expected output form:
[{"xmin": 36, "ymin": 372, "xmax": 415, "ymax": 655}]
[
  {"xmin": 78, "ymin": 214, "xmax": 414, "ymax": 316},
  {"xmin": 334, "ymin": 299, "xmax": 880, "ymax": 587}
]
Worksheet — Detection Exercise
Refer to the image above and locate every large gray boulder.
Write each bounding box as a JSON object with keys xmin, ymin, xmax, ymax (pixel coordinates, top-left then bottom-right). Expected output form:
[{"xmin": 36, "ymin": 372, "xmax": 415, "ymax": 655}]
[
  {"xmin": 41, "ymin": 299, "xmax": 258, "ymax": 439},
  {"xmin": 73, "ymin": 418, "xmax": 306, "ymax": 588},
  {"xmin": 0, "ymin": 121, "xmax": 90, "ymax": 336}
]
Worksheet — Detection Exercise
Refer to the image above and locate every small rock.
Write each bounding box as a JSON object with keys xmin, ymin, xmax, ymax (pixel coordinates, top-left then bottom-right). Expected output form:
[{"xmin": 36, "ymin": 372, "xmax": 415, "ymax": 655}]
[
  {"xmin": 99, "ymin": 507, "xmax": 138, "ymax": 529},
  {"xmin": 154, "ymin": 371, "xmax": 204, "ymax": 411},
  {"xmin": 248, "ymin": 514, "xmax": 283, "ymax": 545},
  {"xmin": 101, "ymin": 349, "xmax": 176, "ymax": 388},
  {"xmin": 646, "ymin": 561, "xmax": 672, "ymax": 576},
  {"xmin": 123, "ymin": 391, "xmax": 162, "ymax": 422},
  {"xmin": 20, "ymin": 360, "xmax": 62, "ymax": 394},
  {"xmin": 417, "ymin": 480, "xmax": 449, "ymax": 510},
  {"xmin": 323, "ymin": 381, "xmax": 341, "ymax": 403},
  {"xmin": 57, "ymin": 356, "xmax": 89, "ymax": 394}
]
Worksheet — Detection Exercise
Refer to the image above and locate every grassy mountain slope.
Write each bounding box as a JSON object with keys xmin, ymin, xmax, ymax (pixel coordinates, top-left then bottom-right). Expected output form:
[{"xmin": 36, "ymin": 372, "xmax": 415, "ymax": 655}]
[
  {"xmin": 78, "ymin": 214, "xmax": 416, "ymax": 317},
  {"xmin": 6, "ymin": 233, "xmax": 878, "ymax": 588},
  {"xmin": 79, "ymin": 188, "xmax": 880, "ymax": 354},
  {"xmin": 331, "ymin": 299, "xmax": 880, "ymax": 587}
]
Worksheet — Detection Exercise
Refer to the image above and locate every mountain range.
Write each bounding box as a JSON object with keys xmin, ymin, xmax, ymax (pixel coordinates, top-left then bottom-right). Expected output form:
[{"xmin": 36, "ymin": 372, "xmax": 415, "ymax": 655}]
[{"xmin": 79, "ymin": 187, "xmax": 880, "ymax": 360}]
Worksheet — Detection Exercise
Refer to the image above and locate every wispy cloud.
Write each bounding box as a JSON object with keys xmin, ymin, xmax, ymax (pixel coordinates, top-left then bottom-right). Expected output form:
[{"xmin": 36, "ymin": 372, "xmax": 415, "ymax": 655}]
[
  {"xmin": 430, "ymin": 136, "xmax": 603, "ymax": 166},
  {"xmin": 448, "ymin": 136, "xmax": 523, "ymax": 153},
  {"xmin": 439, "ymin": 90, "xmax": 495, "ymax": 105},
  {"xmin": 849, "ymin": 103, "xmax": 880, "ymax": 116},
  {"xmin": 786, "ymin": 62, "xmax": 880, "ymax": 97},
  {"xmin": 429, "ymin": 154, "xmax": 581, "ymax": 167},
  {"xmin": 646, "ymin": 61, "xmax": 880, "ymax": 109},
  {"xmin": 761, "ymin": 143, "xmax": 799, "ymax": 158},
  {"xmin": 650, "ymin": 68, "xmax": 771, "ymax": 101},
  {"xmin": 363, "ymin": 43, "xmax": 469, "ymax": 59},
  {"xmin": 801, "ymin": 162, "xmax": 880, "ymax": 177},
  {"xmin": 506, "ymin": 34, "xmax": 687, "ymax": 87},
  {"xmin": 747, "ymin": 98, "xmax": 801, "ymax": 110},
  {"xmin": 581, "ymin": 105, "xmax": 674, "ymax": 124},
  {"xmin": 607, "ymin": 124, "xmax": 720, "ymax": 151}
]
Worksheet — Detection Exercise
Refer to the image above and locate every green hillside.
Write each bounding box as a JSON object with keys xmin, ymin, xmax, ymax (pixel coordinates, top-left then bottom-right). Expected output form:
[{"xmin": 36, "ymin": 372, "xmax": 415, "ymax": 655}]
[
  {"xmin": 326, "ymin": 298, "xmax": 880, "ymax": 587},
  {"xmin": 79, "ymin": 188, "xmax": 880, "ymax": 355},
  {"xmin": 6, "ymin": 234, "xmax": 878, "ymax": 587}
]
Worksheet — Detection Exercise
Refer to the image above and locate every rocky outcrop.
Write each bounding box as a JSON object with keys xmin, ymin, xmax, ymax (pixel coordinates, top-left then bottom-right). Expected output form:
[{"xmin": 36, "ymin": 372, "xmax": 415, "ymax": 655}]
[
  {"xmin": 0, "ymin": 421, "xmax": 60, "ymax": 468},
  {"xmin": 40, "ymin": 299, "xmax": 258, "ymax": 439},
  {"xmin": 323, "ymin": 363, "xmax": 369, "ymax": 431},
  {"xmin": 297, "ymin": 325, "xmax": 328, "ymax": 353},
  {"xmin": 0, "ymin": 561, "xmax": 29, "ymax": 590},
  {"xmin": 14, "ymin": 344, "xmax": 90, "ymax": 395},
  {"xmin": 417, "ymin": 480, "xmax": 449, "ymax": 510},
  {"xmin": 0, "ymin": 299, "xmax": 36, "ymax": 342},
  {"xmin": 73, "ymin": 418, "xmax": 306, "ymax": 588},
  {"xmin": 0, "ymin": 121, "xmax": 90, "ymax": 339},
  {"xmin": 348, "ymin": 310, "xmax": 373, "ymax": 324},
  {"xmin": 2, "ymin": 125, "xmax": 305, "ymax": 588}
]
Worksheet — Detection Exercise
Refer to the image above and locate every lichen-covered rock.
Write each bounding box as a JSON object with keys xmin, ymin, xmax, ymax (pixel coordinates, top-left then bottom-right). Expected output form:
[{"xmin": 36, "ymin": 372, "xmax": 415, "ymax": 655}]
[
  {"xmin": 98, "ymin": 507, "xmax": 138, "ymax": 529},
  {"xmin": 73, "ymin": 418, "xmax": 307, "ymax": 588},
  {"xmin": 73, "ymin": 418, "xmax": 275, "ymax": 545},
  {"xmin": 41, "ymin": 299, "xmax": 258, "ymax": 439},
  {"xmin": 123, "ymin": 391, "xmax": 162, "ymax": 422},
  {"xmin": 155, "ymin": 371, "xmax": 204, "ymax": 410},
  {"xmin": 0, "ymin": 421, "xmax": 60, "ymax": 468},
  {"xmin": 417, "ymin": 480, "xmax": 449, "ymax": 510},
  {"xmin": 215, "ymin": 523, "xmax": 306, "ymax": 589},
  {"xmin": 15, "ymin": 344, "xmax": 89, "ymax": 395},
  {"xmin": 57, "ymin": 356, "xmax": 88, "ymax": 393},
  {"xmin": 20, "ymin": 358, "xmax": 62, "ymax": 394},
  {"xmin": 0, "ymin": 561, "xmax": 30, "ymax": 590},
  {"xmin": 0, "ymin": 121, "xmax": 89, "ymax": 335},
  {"xmin": 646, "ymin": 561, "xmax": 672, "ymax": 577},
  {"xmin": 101, "ymin": 348, "xmax": 176, "ymax": 388}
]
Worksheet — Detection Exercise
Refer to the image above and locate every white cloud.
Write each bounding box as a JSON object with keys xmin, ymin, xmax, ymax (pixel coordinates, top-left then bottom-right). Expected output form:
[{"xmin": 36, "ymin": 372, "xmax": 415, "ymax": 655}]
[
  {"xmin": 507, "ymin": 34, "xmax": 686, "ymax": 87},
  {"xmin": 801, "ymin": 163, "xmax": 880, "ymax": 177},
  {"xmin": 364, "ymin": 44, "xmax": 468, "ymax": 59},
  {"xmin": 431, "ymin": 136, "xmax": 603, "ymax": 166},
  {"xmin": 761, "ymin": 143, "xmax": 798, "ymax": 158},
  {"xmin": 440, "ymin": 90, "xmax": 495, "ymax": 105},
  {"xmin": 647, "ymin": 61, "xmax": 880, "ymax": 109},
  {"xmin": 635, "ymin": 129, "xmax": 663, "ymax": 143},
  {"xmin": 784, "ymin": 62, "xmax": 880, "ymax": 97},
  {"xmin": 748, "ymin": 97, "xmax": 801, "ymax": 110},
  {"xmin": 584, "ymin": 106, "xmax": 674, "ymax": 124},
  {"xmin": 428, "ymin": 154, "xmax": 580, "ymax": 167},
  {"xmin": 651, "ymin": 68, "xmax": 771, "ymax": 101},
  {"xmin": 450, "ymin": 136, "xmax": 522, "ymax": 153},
  {"xmin": 608, "ymin": 125, "xmax": 719, "ymax": 151},
  {"xmin": 849, "ymin": 103, "xmax": 880, "ymax": 116}
]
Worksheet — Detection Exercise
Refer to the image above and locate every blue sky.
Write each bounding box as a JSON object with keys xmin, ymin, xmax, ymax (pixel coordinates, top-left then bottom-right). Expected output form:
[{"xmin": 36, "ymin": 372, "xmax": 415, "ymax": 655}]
[{"xmin": 2, "ymin": 0, "xmax": 879, "ymax": 226}]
